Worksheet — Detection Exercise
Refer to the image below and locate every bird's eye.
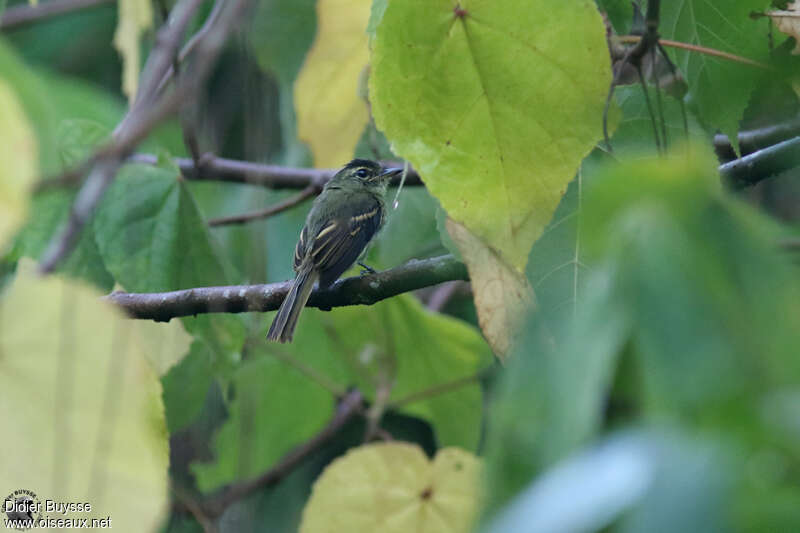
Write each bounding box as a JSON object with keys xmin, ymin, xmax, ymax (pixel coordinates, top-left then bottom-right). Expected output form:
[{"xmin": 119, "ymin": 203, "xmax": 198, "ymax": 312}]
[{"xmin": 355, "ymin": 168, "xmax": 369, "ymax": 178}]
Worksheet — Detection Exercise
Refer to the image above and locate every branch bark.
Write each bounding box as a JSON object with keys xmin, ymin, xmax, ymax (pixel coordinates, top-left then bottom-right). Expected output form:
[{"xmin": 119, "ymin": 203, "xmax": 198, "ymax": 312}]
[
  {"xmin": 714, "ymin": 117, "xmax": 800, "ymax": 162},
  {"xmin": 38, "ymin": 152, "xmax": 424, "ymax": 191},
  {"xmin": 105, "ymin": 255, "xmax": 468, "ymax": 321},
  {"xmin": 720, "ymin": 136, "xmax": 800, "ymax": 188},
  {"xmin": 132, "ymin": 153, "xmax": 423, "ymax": 189},
  {"xmin": 0, "ymin": 0, "xmax": 114, "ymax": 30}
]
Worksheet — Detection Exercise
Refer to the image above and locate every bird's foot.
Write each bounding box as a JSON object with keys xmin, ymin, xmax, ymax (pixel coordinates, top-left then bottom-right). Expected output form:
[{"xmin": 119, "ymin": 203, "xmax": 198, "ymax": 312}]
[{"xmin": 358, "ymin": 262, "xmax": 376, "ymax": 275}]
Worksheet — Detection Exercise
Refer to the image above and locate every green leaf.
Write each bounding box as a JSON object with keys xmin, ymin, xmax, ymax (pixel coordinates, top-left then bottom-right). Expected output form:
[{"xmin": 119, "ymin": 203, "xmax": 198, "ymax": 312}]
[
  {"xmin": 660, "ymin": 0, "xmax": 771, "ymax": 151},
  {"xmin": 12, "ymin": 190, "xmax": 115, "ymax": 290},
  {"xmin": 93, "ymin": 164, "xmax": 232, "ymax": 292},
  {"xmin": 595, "ymin": 0, "xmax": 633, "ymax": 34},
  {"xmin": 191, "ymin": 340, "xmax": 348, "ymax": 491},
  {"xmin": 0, "ymin": 38, "xmax": 66, "ymax": 175},
  {"xmin": 368, "ymin": 188, "xmax": 448, "ymax": 270},
  {"xmin": 327, "ymin": 295, "xmax": 492, "ymax": 450},
  {"xmin": 486, "ymin": 145, "xmax": 800, "ymax": 521},
  {"xmin": 57, "ymin": 118, "xmax": 111, "ymax": 167},
  {"xmin": 250, "ymin": 0, "xmax": 317, "ymax": 85},
  {"xmin": 161, "ymin": 340, "xmax": 217, "ymax": 434},
  {"xmin": 580, "ymin": 149, "xmax": 800, "ymax": 416},
  {"xmin": 193, "ymin": 295, "xmax": 492, "ymax": 491},
  {"xmin": 609, "ymin": 86, "xmax": 705, "ymax": 158},
  {"xmin": 0, "ymin": 260, "xmax": 169, "ymax": 532},
  {"xmin": 483, "ymin": 265, "xmax": 629, "ymax": 515},
  {"xmin": 370, "ymin": 0, "xmax": 612, "ymax": 271}
]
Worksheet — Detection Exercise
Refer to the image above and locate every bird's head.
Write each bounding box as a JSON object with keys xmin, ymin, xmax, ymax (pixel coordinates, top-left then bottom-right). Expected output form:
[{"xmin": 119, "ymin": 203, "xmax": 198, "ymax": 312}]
[{"xmin": 330, "ymin": 159, "xmax": 402, "ymax": 193}]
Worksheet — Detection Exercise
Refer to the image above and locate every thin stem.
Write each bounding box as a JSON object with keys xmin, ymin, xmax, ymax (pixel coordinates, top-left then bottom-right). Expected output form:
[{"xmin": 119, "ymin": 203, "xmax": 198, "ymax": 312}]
[
  {"xmin": 636, "ymin": 63, "xmax": 662, "ymax": 154},
  {"xmin": 389, "ymin": 369, "xmax": 490, "ymax": 409},
  {"xmin": 208, "ymin": 185, "xmax": 318, "ymax": 227},
  {"xmin": 266, "ymin": 345, "xmax": 347, "ymax": 397},
  {"xmin": 618, "ymin": 35, "xmax": 770, "ymax": 69},
  {"xmin": 651, "ymin": 46, "xmax": 668, "ymax": 149}
]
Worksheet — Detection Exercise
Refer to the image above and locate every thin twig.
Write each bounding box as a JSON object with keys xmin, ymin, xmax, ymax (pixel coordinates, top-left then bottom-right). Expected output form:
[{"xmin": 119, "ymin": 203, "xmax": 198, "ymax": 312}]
[
  {"xmin": 208, "ymin": 185, "xmax": 318, "ymax": 226},
  {"xmin": 105, "ymin": 255, "xmax": 469, "ymax": 321},
  {"xmin": 155, "ymin": 0, "xmax": 227, "ymax": 94},
  {"xmin": 618, "ymin": 35, "xmax": 770, "ymax": 69},
  {"xmin": 265, "ymin": 345, "xmax": 347, "ymax": 397},
  {"xmin": 389, "ymin": 368, "xmax": 491, "ymax": 409},
  {"xmin": 0, "ymin": 0, "xmax": 114, "ymax": 30},
  {"xmin": 186, "ymin": 389, "xmax": 363, "ymax": 519},
  {"xmin": 171, "ymin": 483, "xmax": 217, "ymax": 533},
  {"xmin": 635, "ymin": 63, "xmax": 662, "ymax": 153}
]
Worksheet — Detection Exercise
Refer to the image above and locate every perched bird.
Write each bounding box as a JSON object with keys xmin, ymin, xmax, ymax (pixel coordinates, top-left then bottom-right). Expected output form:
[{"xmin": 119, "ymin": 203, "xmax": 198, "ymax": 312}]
[{"xmin": 267, "ymin": 159, "xmax": 402, "ymax": 342}]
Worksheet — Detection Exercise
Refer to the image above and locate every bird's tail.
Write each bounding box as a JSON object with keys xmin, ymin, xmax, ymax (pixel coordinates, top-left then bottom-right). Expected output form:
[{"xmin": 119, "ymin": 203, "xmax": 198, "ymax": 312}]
[{"xmin": 267, "ymin": 267, "xmax": 318, "ymax": 343}]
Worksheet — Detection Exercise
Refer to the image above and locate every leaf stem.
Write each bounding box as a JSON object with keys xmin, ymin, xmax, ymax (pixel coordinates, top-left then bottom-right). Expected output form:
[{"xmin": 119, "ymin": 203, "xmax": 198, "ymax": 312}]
[
  {"xmin": 617, "ymin": 35, "xmax": 770, "ymax": 69},
  {"xmin": 388, "ymin": 368, "xmax": 492, "ymax": 409}
]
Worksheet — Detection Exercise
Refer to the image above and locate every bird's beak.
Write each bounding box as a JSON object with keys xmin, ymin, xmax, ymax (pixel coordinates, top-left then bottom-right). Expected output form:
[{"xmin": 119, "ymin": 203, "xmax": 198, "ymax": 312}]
[{"xmin": 379, "ymin": 167, "xmax": 403, "ymax": 180}]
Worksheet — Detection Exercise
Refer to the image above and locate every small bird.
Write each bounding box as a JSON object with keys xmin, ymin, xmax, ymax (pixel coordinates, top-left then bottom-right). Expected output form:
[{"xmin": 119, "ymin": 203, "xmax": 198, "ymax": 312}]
[{"xmin": 267, "ymin": 159, "xmax": 402, "ymax": 342}]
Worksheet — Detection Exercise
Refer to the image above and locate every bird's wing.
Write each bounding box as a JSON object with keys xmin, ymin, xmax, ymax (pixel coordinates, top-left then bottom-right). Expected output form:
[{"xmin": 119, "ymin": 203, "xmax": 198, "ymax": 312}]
[
  {"xmin": 293, "ymin": 225, "xmax": 309, "ymax": 271},
  {"xmin": 309, "ymin": 197, "xmax": 383, "ymax": 287}
]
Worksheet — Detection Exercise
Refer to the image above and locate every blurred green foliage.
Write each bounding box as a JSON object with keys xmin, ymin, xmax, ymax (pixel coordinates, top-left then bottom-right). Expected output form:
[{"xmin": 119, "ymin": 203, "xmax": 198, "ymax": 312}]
[{"xmin": 484, "ymin": 148, "xmax": 800, "ymax": 531}]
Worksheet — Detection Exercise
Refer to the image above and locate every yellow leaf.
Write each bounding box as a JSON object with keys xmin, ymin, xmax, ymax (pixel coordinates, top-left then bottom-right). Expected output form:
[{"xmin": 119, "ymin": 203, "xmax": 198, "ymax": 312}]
[
  {"xmin": 131, "ymin": 319, "xmax": 192, "ymax": 376},
  {"xmin": 114, "ymin": 0, "xmax": 153, "ymax": 102},
  {"xmin": 294, "ymin": 0, "xmax": 371, "ymax": 167},
  {"xmin": 0, "ymin": 79, "xmax": 36, "ymax": 251},
  {"xmin": 0, "ymin": 259, "xmax": 169, "ymax": 532},
  {"xmin": 447, "ymin": 218, "xmax": 534, "ymax": 360},
  {"xmin": 300, "ymin": 442, "xmax": 481, "ymax": 533},
  {"xmin": 769, "ymin": 1, "xmax": 800, "ymax": 55}
]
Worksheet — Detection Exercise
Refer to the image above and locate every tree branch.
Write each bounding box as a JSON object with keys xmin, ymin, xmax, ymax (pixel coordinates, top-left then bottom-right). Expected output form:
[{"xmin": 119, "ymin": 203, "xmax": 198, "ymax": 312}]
[
  {"xmin": 714, "ymin": 117, "xmax": 800, "ymax": 162},
  {"xmin": 185, "ymin": 389, "xmax": 364, "ymax": 519},
  {"xmin": 720, "ymin": 136, "xmax": 800, "ymax": 188},
  {"xmin": 37, "ymin": 0, "xmax": 248, "ymax": 274},
  {"xmin": 207, "ymin": 185, "xmax": 319, "ymax": 226},
  {"xmin": 134, "ymin": 153, "xmax": 423, "ymax": 189},
  {"xmin": 0, "ymin": 0, "xmax": 114, "ymax": 30},
  {"xmin": 105, "ymin": 255, "xmax": 468, "ymax": 321},
  {"xmin": 38, "ymin": 152, "xmax": 424, "ymax": 191}
]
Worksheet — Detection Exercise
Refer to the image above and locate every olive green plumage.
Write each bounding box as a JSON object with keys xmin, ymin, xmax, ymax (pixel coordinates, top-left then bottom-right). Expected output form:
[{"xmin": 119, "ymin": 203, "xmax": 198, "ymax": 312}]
[{"xmin": 267, "ymin": 159, "xmax": 402, "ymax": 343}]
